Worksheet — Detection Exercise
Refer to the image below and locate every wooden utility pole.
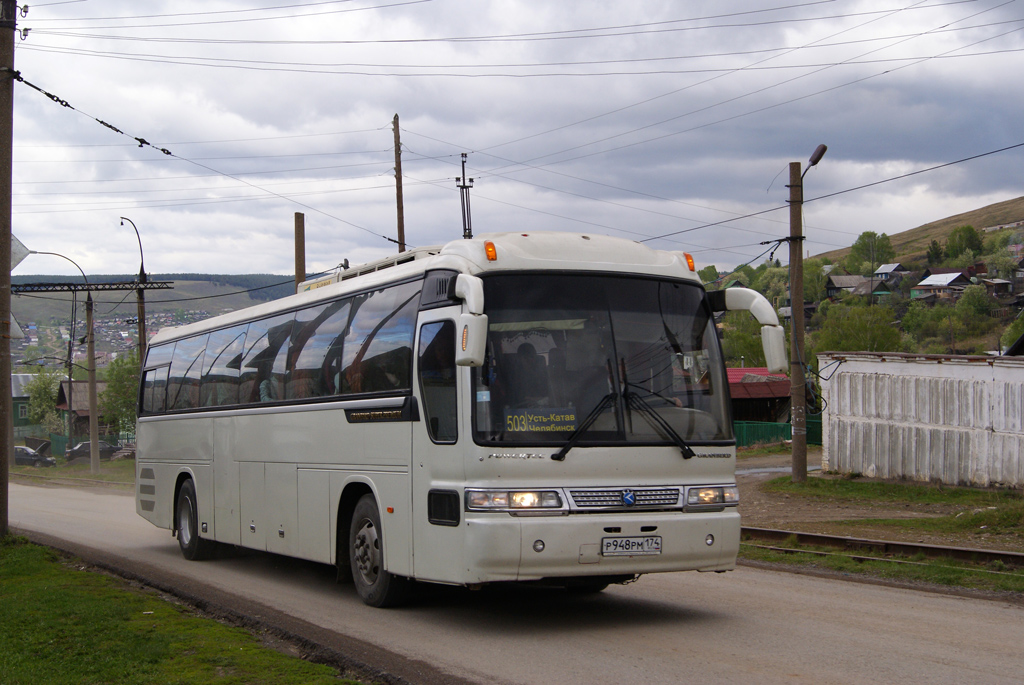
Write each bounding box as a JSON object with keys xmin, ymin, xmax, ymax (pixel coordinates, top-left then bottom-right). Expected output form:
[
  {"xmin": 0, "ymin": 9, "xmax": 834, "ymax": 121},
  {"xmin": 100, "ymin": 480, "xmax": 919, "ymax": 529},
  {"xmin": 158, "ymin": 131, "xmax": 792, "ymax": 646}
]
[
  {"xmin": 393, "ymin": 114, "xmax": 406, "ymax": 253},
  {"xmin": 0, "ymin": 0, "xmax": 17, "ymax": 537},
  {"xmin": 294, "ymin": 212, "xmax": 305, "ymax": 291},
  {"xmin": 788, "ymin": 162, "xmax": 807, "ymax": 483}
]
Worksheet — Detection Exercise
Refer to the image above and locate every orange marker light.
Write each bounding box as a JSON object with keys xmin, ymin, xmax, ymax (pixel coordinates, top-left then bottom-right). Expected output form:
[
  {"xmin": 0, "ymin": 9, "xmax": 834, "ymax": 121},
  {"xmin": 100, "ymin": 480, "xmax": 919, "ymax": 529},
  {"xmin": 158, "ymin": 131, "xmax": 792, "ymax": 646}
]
[
  {"xmin": 684, "ymin": 253, "xmax": 695, "ymax": 271},
  {"xmin": 484, "ymin": 241, "xmax": 498, "ymax": 261},
  {"xmin": 387, "ymin": 507, "xmax": 394, "ymax": 514},
  {"xmin": 461, "ymin": 324, "xmax": 470, "ymax": 351}
]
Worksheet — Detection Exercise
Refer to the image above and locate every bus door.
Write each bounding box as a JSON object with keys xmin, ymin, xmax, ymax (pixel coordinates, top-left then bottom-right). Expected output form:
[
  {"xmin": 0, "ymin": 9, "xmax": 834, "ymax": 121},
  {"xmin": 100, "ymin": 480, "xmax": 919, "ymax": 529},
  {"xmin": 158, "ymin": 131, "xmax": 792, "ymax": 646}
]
[{"xmin": 411, "ymin": 311, "xmax": 463, "ymax": 581}]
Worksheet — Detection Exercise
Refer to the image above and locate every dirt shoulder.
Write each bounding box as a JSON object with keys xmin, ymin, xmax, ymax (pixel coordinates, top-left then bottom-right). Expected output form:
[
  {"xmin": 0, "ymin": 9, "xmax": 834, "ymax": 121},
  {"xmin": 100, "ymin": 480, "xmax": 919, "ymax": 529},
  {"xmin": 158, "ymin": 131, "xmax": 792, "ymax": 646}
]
[{"xmin": 737, "ymin": 447, "xmax": 1024, "ymax": 554}]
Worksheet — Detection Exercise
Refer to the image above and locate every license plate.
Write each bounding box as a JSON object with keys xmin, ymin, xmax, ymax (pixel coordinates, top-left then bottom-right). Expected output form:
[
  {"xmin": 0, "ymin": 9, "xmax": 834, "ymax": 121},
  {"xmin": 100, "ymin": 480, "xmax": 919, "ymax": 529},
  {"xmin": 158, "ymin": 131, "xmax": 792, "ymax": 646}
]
[{"xmin": 601, "ymin": 536, "xmax": 662, "ymax": 556}]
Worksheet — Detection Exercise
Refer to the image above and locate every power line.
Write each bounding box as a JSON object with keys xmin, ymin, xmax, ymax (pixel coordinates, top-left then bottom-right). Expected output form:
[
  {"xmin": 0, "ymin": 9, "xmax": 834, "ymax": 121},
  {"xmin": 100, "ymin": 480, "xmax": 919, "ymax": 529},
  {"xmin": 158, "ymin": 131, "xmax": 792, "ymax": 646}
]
[{"xmin": 7, "ymin": 69, "xmax": 404, "ymax": 247}]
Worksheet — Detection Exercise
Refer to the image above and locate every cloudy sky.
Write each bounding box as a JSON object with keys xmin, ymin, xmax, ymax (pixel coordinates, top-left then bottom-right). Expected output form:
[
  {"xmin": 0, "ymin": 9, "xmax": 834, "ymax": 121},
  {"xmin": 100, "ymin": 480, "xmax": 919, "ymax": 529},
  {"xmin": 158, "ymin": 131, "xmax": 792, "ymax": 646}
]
[{"xmin": 10, "ymin": 0, "xmax": 1024, "ymax": 280}]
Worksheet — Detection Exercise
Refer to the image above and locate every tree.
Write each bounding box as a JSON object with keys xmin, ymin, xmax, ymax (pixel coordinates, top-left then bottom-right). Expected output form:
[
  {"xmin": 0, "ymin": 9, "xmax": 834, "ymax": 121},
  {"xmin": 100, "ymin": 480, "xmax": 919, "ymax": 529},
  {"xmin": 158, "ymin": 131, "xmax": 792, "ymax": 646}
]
[
  {"xmin": 719, "ymin": 310, "xmax": 767, "ymax": 367},
  {"xmin": 697, "ymin": 264, "xmax": 719, "ymax": 287},
  {"xmin": 101, "ymin": 350, "xmax": 140, "ymax": 434},
  {"xmin": 1002, "ymin": 313, "xmax": 1024, "ymax": 350},
  {"xmin": 849, "ymin": 232, "xmax": 895, "ymax": 275},
  {"xmin": 955, "ymin": 284, "xmax": 992, "ymax": 318},
  {"xmin": 945, "ymin": 225, "xmax": 983, "ymax": 260},
  {"xmin": 811, "ymin": 304, "xmax": 903, "ymax": 354},
  {"xmin": 926, "ymin": 239, "xmax": 944, "ymax": 265},
  {"xmin": 751, "ymin": 266, "xmax": 789, "ymax": 305},
  {"xmin": 24, "ymin": 368, "xmax": 65, "ymax": 435}
]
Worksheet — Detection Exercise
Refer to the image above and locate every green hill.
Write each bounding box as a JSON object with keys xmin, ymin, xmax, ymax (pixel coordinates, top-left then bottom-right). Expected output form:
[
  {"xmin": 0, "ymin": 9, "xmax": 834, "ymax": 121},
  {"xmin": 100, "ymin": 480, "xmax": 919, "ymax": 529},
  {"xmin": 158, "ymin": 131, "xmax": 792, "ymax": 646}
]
[{"xmin": 816, "ymin": 195, "xmax": 1024, "ymax": 264}]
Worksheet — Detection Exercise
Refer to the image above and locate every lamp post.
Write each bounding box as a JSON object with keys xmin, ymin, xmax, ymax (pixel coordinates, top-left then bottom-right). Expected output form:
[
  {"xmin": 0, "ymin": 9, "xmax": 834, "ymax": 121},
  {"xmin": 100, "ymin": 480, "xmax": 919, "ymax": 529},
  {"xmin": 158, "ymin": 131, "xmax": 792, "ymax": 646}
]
[
  {"xmin": 789, "ymin": 144, "xmax": 826, "ymax": 484},
  {"xmin": 28, "ymin": 251, "xmax": 101, "ymax": 475},
  {"xmin": 120, "ymin": 217, "xmax": 148, "ymax": 370}
]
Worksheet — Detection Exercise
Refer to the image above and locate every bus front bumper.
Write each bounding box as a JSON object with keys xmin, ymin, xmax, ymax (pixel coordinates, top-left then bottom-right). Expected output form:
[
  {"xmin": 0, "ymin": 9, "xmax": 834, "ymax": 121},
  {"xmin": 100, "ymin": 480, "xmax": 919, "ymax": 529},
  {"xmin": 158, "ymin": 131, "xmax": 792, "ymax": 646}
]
[{"xmin": 461, "ymin": 509, "xmax": 740, "ymax": 583}]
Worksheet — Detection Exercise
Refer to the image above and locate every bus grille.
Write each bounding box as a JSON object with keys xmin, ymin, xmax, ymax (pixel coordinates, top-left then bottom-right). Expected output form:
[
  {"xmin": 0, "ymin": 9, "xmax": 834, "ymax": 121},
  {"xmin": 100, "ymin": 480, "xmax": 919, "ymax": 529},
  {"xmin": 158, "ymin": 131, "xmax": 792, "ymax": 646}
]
[{"xmin": 569, "ymin": 488, "xmax": 680, "ymax": 509}]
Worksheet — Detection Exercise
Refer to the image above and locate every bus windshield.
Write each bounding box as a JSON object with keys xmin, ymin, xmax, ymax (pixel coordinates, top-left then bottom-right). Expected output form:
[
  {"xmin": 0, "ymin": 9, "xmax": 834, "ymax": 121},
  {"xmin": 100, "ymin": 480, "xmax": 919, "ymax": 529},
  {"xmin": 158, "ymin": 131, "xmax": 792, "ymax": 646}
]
[{"xmin": 473, "ymin": 273, "xmax": 732, "ymax": 446}]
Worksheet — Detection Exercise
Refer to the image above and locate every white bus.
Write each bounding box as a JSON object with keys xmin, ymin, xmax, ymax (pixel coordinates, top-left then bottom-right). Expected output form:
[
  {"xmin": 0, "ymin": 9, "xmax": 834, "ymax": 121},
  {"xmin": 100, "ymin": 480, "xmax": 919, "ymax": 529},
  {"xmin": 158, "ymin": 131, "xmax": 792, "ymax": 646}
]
[{"xmin": 136, "ymin": 232, "xmax": 786, "ymax": 607}]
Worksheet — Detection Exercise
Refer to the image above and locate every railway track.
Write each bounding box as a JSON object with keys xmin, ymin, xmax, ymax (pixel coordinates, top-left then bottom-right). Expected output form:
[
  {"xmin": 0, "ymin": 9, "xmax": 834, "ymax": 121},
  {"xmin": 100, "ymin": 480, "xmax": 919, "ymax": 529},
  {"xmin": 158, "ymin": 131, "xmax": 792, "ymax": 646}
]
[{"xmin": 741, "ymin": 526, "xmax": 1024, "ymax": 569}]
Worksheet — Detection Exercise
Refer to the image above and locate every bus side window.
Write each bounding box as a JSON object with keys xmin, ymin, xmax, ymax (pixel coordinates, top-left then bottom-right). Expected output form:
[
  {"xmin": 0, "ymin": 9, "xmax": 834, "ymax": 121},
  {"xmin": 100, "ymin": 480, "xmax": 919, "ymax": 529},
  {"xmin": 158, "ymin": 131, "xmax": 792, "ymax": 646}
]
[
  {"xmin": 141, "ymin": 343, "xmax": 175, "ymax": 414},
  {"xmin": 167, "ymin": 335, "xmax": 208, "ymax": 411},
  {"xmin": 238, "ymin": 313, "xmax": 293, "ymax": 403},
  {"xmin": 418, "ymin": 321, "xmax": 457, "ymax": 443},
  {"xmin": 341, "ymin": 282, "xmax": 420, "ymax": 395},
  {"xmin": 200, "ymin": 325, "xmax": 247, "ymax": 407},
  {"xmin": 287, "ymin": 299, "xmax": 350, "ymax": 400}
]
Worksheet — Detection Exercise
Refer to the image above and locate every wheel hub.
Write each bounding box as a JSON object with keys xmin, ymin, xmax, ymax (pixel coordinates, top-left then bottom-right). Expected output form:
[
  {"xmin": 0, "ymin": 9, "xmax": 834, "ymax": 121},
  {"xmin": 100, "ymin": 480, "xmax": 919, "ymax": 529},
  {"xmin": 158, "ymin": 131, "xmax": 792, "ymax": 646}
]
[{"xmin": 353, "ymin": 518, "xmax": 380, "ymax": 584}]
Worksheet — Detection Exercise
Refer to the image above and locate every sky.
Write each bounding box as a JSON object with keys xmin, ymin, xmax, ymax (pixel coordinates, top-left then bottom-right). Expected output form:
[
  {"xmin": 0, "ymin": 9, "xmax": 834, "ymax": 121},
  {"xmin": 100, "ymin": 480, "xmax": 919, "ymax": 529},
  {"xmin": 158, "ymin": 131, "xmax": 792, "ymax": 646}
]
[{"xmin": 9, "ymin": 0, "xmax": 1024, "ymax": 280}]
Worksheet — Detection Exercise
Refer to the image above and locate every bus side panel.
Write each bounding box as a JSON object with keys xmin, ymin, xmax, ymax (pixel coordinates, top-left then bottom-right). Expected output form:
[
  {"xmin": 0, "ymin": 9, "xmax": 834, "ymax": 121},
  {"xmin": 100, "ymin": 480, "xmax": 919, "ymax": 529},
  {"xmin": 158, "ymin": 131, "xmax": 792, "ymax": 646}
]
[
  {"xmin": 239, "ymin": 461, "xmax": 266, "ymax": 550},
  {"xmin": 212, "ymin": 417, "xmax": 240, "ymax": 545},
  {"xmin": 265, "ymin": 462, "xmax": 298, "ymax": 557},
  {"xmin": 298, "ymin": 469, "xmax": 332, "ymax": 564}
]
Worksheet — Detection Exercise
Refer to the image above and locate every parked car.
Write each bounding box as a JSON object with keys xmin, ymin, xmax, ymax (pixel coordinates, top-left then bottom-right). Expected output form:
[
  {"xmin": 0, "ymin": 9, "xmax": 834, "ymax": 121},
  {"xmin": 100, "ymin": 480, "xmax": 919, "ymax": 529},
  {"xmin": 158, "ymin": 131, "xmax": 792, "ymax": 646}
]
[
  {"xmin": 65, "ymin": 441, "xmax": 120, "ymax": 461},
  {"xmin": 14, "ymin": 445, "xmax": 56, "ymax": 468}
]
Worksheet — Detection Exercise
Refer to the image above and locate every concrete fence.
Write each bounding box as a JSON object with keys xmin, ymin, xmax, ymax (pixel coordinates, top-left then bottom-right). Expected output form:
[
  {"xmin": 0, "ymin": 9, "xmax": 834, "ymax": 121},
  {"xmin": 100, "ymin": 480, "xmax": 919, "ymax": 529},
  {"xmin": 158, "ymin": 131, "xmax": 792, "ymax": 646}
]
[{"xmin": 818, "ymin": 352, "xmax": 1024, "ymax": 487}]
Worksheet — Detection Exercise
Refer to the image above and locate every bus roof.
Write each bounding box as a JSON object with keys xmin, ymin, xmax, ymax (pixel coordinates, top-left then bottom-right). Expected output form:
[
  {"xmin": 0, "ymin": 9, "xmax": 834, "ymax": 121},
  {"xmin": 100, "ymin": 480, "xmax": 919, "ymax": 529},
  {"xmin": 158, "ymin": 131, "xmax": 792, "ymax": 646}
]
[{"xmin": 148, "ymin": 232, "xmax": 700, "ymax": 346}]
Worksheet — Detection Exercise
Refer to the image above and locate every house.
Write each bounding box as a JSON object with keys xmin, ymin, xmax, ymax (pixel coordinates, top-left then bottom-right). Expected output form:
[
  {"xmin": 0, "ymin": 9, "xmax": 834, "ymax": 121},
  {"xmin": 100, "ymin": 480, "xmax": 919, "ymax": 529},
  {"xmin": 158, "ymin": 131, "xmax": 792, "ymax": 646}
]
[
  {"xmin": 825, "ymin": 274, "xmax": 868, "ymax": 299},
  {"xmin": 873, "ymin": 263, "xmax": 909, "ymax": 281},
  {"xmin": 980, "ymin": 278, "xmax": 1013, "ymax": 297},
  {"xmin": 911, "ymin": 272, "xmax": 971, "ymax": 299},
  {"xmin": 727, "ymin": 367, "xmax": 790, "ymax": 423},
  {"xmin": 56, "ymin": 379, "xmax": 110, "ymax": 439},
  {"xmin": 851, "ymin": 278, "xmax": 893, "ymax": 302},
  {"xmin": 12, "ymin": 373, "xmax": 34, "ymax": 431}
]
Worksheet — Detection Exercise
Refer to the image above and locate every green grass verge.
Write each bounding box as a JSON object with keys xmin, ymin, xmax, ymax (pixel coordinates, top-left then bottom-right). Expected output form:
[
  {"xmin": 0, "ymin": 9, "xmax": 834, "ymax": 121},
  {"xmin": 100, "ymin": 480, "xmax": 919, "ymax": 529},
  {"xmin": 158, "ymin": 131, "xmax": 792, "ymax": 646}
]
[
  {"xmin": 9, "ymin": 458, "xmax": 136, "ymax": 486},
  {"xmin": 0, "ymin": 536, "xmax": 362, "ymax": 685},
  {"xmin": 740, "ymin": 536, "xmax": 1024, "ymax": 594},
  {"xmin": 761, "ymin": 475, "xmax": 1024, "ymax": 539}
]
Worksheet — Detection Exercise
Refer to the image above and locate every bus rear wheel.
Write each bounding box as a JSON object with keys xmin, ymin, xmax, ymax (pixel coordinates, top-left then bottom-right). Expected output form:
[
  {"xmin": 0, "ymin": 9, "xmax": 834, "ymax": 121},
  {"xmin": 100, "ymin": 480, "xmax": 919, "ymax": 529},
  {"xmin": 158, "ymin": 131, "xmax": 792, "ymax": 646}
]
[
  {"xmin": 177, "ymin": 479, "xmax": 215, "ymax": 561},
  {"xmin": 349, "ymin": 494, "xmax": 410, "ymax": 607}
]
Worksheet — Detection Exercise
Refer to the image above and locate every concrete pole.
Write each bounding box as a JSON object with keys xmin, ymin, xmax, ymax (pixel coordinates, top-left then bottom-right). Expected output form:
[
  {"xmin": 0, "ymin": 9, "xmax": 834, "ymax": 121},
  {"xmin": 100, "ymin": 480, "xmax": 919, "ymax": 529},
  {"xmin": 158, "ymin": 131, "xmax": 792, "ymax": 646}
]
[
  {"xmin": 86, "ymin": 294, "xmax": 99, "ymax": 474},
  {"xmin": 789, "ymin": 161, "xmax": 807, "ymax": 483},
  {"xmin": 0, "ymin": 0, "xmax": 17, "ymax": 537},
  {"xmin": 294, "ymin": 212, "xmax": 305, "ymax": 292}
]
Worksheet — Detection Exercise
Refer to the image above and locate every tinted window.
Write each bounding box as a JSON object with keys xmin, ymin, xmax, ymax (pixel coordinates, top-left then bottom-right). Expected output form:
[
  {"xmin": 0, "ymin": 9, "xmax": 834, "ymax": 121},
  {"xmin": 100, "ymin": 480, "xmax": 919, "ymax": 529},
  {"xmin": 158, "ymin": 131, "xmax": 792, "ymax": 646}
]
[
  {"xmin": 200, "ymin": 325, "xmax": 247, "ymax": 407},
  {"xmin": 340, "ymin": 281, "xmax": 419, "ymax": 394},
  {"xmin": 238, "ymin": 313, "xmax": 293, "ymax": 403},
  {"xmin": 167, "ymin": 335, "xmax": 208, "ymax": 411},
  {"xmin": 287, "ymin": 299, "xmax": 350, "ymax": 400},
  {"xmin": 141, "ymin": 365, "xmax": 170, "ymax": 414},
  {"xmin": 418, "ymin": 321, "xmax": 457, "ymax": 443}
]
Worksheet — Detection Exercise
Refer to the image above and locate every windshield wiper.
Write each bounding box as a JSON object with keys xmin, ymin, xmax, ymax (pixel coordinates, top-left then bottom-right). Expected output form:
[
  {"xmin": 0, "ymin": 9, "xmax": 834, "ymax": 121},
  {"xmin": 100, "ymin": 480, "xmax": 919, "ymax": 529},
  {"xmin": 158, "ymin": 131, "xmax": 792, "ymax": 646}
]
[
  {"xmin": 623, "ymin": 386, "xmax": 696, "ymax": 459},
  {"xmin": 551, "ymin": 391, "xmax": 617, "ymax": 461}
]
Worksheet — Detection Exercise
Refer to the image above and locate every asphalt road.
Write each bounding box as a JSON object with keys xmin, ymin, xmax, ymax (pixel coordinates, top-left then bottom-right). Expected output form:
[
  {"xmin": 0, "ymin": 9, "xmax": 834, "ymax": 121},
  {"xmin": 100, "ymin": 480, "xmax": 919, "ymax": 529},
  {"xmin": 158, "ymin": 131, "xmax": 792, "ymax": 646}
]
[{"xmin": 9, "ymin": 481, "xmax": 1024, "ymax": 684}]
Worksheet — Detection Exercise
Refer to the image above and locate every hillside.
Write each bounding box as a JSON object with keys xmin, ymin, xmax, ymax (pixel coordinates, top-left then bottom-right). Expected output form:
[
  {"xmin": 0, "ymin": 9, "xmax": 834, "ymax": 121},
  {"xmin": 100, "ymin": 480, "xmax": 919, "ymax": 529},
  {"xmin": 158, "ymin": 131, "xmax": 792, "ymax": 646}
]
[
  {"xmin": 816, "ymin": 195, "xmax": 1024, "ymax": 264},
  {"xmin": 11, "ymin": 274, "xmax": 296, "ymax": 326}
]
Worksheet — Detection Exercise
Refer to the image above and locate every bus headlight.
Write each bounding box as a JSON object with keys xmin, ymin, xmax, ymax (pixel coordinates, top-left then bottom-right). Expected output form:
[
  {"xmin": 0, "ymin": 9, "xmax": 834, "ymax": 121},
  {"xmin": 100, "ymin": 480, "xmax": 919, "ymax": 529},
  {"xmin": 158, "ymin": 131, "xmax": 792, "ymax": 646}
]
[
  {"xmin": 466, "ymin": 489, "xmax": 564, "ymax": 511},
  {"xmin": 687, "ymin": 486, "xmax": 739, "ymax": 506}
]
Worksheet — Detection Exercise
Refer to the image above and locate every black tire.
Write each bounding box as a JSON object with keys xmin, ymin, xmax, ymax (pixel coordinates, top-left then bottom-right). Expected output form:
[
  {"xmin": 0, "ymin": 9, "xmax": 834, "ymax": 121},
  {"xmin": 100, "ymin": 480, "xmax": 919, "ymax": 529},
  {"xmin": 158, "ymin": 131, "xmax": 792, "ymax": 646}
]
[
  {"xmin": 31, "ymin": 460, "xmax": 42, "ymax": 468},
  {"xmin": 349, "ymin": 494, "xmax": 410, "ymax": 607},
  {"xmin": 176, "ymin": 479, "xmax": 215, "ymax": 561}
]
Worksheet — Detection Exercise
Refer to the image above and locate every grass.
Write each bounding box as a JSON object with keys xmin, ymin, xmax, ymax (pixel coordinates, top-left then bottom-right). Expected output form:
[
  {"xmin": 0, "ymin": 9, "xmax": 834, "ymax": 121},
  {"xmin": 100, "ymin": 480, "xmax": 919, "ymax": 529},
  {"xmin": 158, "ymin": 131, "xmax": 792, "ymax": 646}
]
[
  {"xmin": 740, "ymin": 536, "xmax": 1024, "ymax": 594},
  {"xmin": 762, "ymin": 474, "xmax": 1022, "ymax": 507},
  {"xmin": 9, "ymin": 458, "xmax": 136, "ymax": 487},
  {"xmin": 735, "ymin": 442, "xmax": 791, "ymax": 458},
  {"xmin": 0, "ymin": 536, "xmax": 363, "ymax": 685}
]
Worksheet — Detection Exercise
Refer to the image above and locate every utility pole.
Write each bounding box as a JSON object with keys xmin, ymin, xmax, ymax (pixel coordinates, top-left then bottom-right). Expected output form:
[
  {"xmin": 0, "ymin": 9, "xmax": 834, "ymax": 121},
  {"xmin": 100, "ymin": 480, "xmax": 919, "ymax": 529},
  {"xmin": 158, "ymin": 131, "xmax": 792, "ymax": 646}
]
[
  {"xmin": 294, "ymin": 212, "xmax": 305, "ymax": 291},
  {"xmin": 788, "ymin": 144, "xmax": 827, "ymax": 484},
  {"xmin": 392, "ymin": 114, "xmax": 406, "ymax": 253},
  {"xmin": 788, "ymin": 162, "xmax": 807, "ymax": 484},
  {"xmin": 86, "ymin": 294, "xmax": 99, "ymax": 474},
  {"xmin": 0, "ymin": 0, "xmax": 18, "ymax": 538},
  {"xmin": 457, "ymin": 153, "xmax": 474, "ymax": 240}
]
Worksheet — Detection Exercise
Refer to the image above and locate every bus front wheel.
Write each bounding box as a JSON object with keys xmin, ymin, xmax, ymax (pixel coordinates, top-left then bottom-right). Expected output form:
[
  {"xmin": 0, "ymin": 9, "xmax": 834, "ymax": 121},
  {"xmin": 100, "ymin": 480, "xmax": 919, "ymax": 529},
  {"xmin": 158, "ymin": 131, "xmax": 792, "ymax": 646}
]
[
  {"xmin": 349, "ymin": 494, "xmax": 410, "ymax": 607},
  {"xmin": 177, "ymin": 479, "xmax": 215, "ymax": 561}
]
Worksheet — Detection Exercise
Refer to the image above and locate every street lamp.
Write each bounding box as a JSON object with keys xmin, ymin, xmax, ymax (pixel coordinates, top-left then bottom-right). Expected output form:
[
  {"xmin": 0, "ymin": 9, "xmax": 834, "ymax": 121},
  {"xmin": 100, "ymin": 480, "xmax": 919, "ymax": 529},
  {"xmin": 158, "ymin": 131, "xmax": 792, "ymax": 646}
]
[
  {"xmin": 27, "ymin": 250, "xmax": 101, "ymax": 475},
  {"xmin": 788, "ymin": 144, "xmax": 826, "ymax": 484},
  {"xmin": 120, "ymin": 217, "xmax": 148, "ymax": 368}
]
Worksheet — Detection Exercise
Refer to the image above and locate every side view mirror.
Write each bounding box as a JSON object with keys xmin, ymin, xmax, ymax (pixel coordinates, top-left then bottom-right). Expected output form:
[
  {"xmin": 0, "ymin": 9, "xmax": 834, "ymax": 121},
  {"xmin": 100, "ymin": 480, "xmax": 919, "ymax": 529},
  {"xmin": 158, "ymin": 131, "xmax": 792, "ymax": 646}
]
[{"xmin": 455, "ymin": 313, "xmax": 488, "ymax": 367}]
